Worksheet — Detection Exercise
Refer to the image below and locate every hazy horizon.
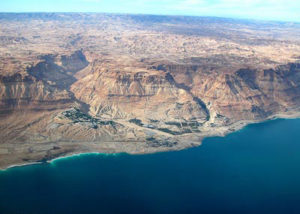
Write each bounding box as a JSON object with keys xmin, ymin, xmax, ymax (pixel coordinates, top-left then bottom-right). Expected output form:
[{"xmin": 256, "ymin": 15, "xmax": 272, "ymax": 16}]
[
  {"xmin": 0, "ymin": 0, "xmax": 300, "ymax": 23},
  {"xmin": 0, "ymin": 11, "xmax": 299, "ymax": 25}
]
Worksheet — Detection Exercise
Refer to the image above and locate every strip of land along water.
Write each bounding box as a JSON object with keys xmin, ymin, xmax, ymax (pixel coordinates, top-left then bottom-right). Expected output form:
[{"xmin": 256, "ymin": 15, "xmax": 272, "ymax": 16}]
[{"xmin": 1, "ymin": 118, "xmax": 300, "ymax": 214}]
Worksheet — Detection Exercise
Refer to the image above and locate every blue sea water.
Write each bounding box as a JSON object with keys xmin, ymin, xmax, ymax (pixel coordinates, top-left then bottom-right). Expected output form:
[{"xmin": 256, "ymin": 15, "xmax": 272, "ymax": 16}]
[{"xmin": 1, "ymin": 118, "xmax": 300, "ymax": 214}]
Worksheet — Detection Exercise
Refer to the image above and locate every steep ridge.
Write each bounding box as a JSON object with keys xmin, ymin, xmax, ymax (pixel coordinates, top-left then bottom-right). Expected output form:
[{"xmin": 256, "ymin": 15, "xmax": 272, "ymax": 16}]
[
  {"xmin": 71, "ymin": 63, "xmax": 209, "ymax": 135},
  {"xmin": 28, "ymin": 50, "xmax": 89, "ymax": 89},
  {"xmin": 0, "ymin": 50, "xmax": 89, "ymax": 115},
  {"xmin": 192, "ymin": 63, "xmax": 300, "ymax": 123},
  {"xmin": 0, "ymin": 73, "xmax": 72, "ymax": 115},
  {"xmin": 148, "ymin": 61, "xmax": 300, "ymax": 126}
]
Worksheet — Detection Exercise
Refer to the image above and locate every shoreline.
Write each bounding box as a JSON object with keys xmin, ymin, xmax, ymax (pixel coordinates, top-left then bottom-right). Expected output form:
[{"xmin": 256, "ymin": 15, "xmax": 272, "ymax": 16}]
[
  {"xmin": 219, "ymin": 110, "xmax": 300, "ymax": 137},
  {"xmin": 1, "ymin": 110, "xmax": 300, "ymax": 172},
  {"xmin": 0, "ymin": 152, "xmax": 122, "ymax": 172},
  {"xmin": 48, "ymin": 152, "xmax": 122, "ymax": 164}
]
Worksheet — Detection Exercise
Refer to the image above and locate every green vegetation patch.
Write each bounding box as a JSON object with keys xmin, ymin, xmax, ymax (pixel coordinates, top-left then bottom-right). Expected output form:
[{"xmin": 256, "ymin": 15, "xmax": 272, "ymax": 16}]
[
  {"xmin": 129, "ymin": 118, "xmax": 143, "ymax": 126},
  {"xmin": 157, "ymin": 128, "xmax": 181, "ymax": 135},
  {"xmin": 146, "ymin": 137, "xmax": 178, "ymax": 148},
  {"xmin": 165, "ymin": 121, "xmax": 201, "ymax": 129},
  {"xmin": 63, "ymin": 108, "xmax": 116, "ymax": 129},
  {"xmin": 162, "ymin": 121, "xmax": 202, "ymax": 134},
  {"xmin": 149, "ymin": 119, "xmax": 159, "ymax": 123}
]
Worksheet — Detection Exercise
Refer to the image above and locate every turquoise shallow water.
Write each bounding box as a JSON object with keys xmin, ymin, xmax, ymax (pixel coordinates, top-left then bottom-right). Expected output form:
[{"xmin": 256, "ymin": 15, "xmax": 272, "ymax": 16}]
[{"xmin": 1, "ymin": 118, "xmax": 300, "ymax": 214}]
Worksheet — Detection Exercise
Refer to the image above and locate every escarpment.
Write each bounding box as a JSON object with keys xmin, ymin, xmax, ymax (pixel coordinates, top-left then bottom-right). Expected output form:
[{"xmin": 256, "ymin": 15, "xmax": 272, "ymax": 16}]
[
  {"xmin": 1, "ymin": 13, "xmax": 300, "ymax": 169},
  {"xmin": 154, "ymin": 61, "xmax": 300, "ymax": 124},
  {"xmin": 0, "ymin": 73, "xmax": 72, "ymax": 115},
  {"xmin": 192, "ymin": 63, "xmax": 300, "ymax": 123},
  {"xmin": 28, "ymin": 50, "xmax": 89, "ymax": 89},
  {"xmin": 71, "ymin": 67, "xmax": 209, "ymax": 123},
  {"xmin": 1, "ymin": 53, "xmax": 300, "ymax": 169},
  {"xmin": 0, "ymin": 51, "xmax": 89, "ymax": 115}
]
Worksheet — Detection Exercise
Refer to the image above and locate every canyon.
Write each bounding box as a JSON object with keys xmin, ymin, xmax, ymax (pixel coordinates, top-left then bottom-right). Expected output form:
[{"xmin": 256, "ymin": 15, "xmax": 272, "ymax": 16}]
[{"xmin": 0, "ymin": 13, "xmax": 300, "ymax": 169}]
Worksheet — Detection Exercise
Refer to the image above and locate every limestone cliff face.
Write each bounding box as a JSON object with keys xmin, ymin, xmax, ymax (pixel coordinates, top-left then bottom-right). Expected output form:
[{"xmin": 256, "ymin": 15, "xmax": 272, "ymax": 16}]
[
  {"xmin": 0, "ymin": 73, "xmax": 72, "ymax": 115},
  {"xmin": 28, "ymin": 50, "xmax": 89, "ymax": 89},
  {"xmin": 71, "ymin": 68, "xmax": 209, "ymax": 124},
  {"xmin": 1, "ymin": 51, "xmax": 300, "ymax": 140},
  {"xmin": 147, "ymin": 62, "xmax": 300, "ymax": 125},
  {"xmin": 191, "ymin": 63, "xmax": 300, "ymax": 123},
  {"xmin": 0, "ymin": 51, "xmax": 89, "ymax": 115}
]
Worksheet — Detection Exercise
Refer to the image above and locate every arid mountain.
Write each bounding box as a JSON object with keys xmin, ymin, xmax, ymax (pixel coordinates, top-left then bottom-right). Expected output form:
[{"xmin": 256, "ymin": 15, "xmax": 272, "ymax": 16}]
[{"xmin": 1, "ymin": 13, "xmax": 300, "ymax": 169}]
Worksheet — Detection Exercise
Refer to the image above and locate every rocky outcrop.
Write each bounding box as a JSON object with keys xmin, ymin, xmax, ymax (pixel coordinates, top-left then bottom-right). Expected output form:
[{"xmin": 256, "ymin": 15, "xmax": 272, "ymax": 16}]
[
  {"xmin": 28, "ymin": 50, "xmax": 89, "ymax": 89},
  {"xmin": 0, "ymin": 51, "xmax": 89, "ymax": 115},
  {"xmin": 190, "ymin": 63, "xmax": 300, "ymax": 123},
  {"xmin": 151, "ymin": 60, "xmax": 300, "ymax": 122},
  {"xmin": 71, "ymin": 68, "xmax": 208, "ymax": 123},
  {"xmin": 0, "ymin": 73, "xmax": 72, "ymax": 115},
  {"xmin": 60, "ymin": 50, "xmax": 89, "ymax": 73}
]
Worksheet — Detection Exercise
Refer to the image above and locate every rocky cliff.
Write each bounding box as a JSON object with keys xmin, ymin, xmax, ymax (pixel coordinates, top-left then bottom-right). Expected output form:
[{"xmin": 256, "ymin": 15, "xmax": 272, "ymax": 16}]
[{"xmin": 0, "ymin": 13, "xmax": 300, "ymax": 169}]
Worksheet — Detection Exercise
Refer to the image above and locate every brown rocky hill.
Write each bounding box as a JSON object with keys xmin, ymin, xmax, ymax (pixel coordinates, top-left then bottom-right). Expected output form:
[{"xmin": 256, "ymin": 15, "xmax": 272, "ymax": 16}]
[{"xmin": 0, "ymin": 13, "xmax": 300, "ymax": 169}]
